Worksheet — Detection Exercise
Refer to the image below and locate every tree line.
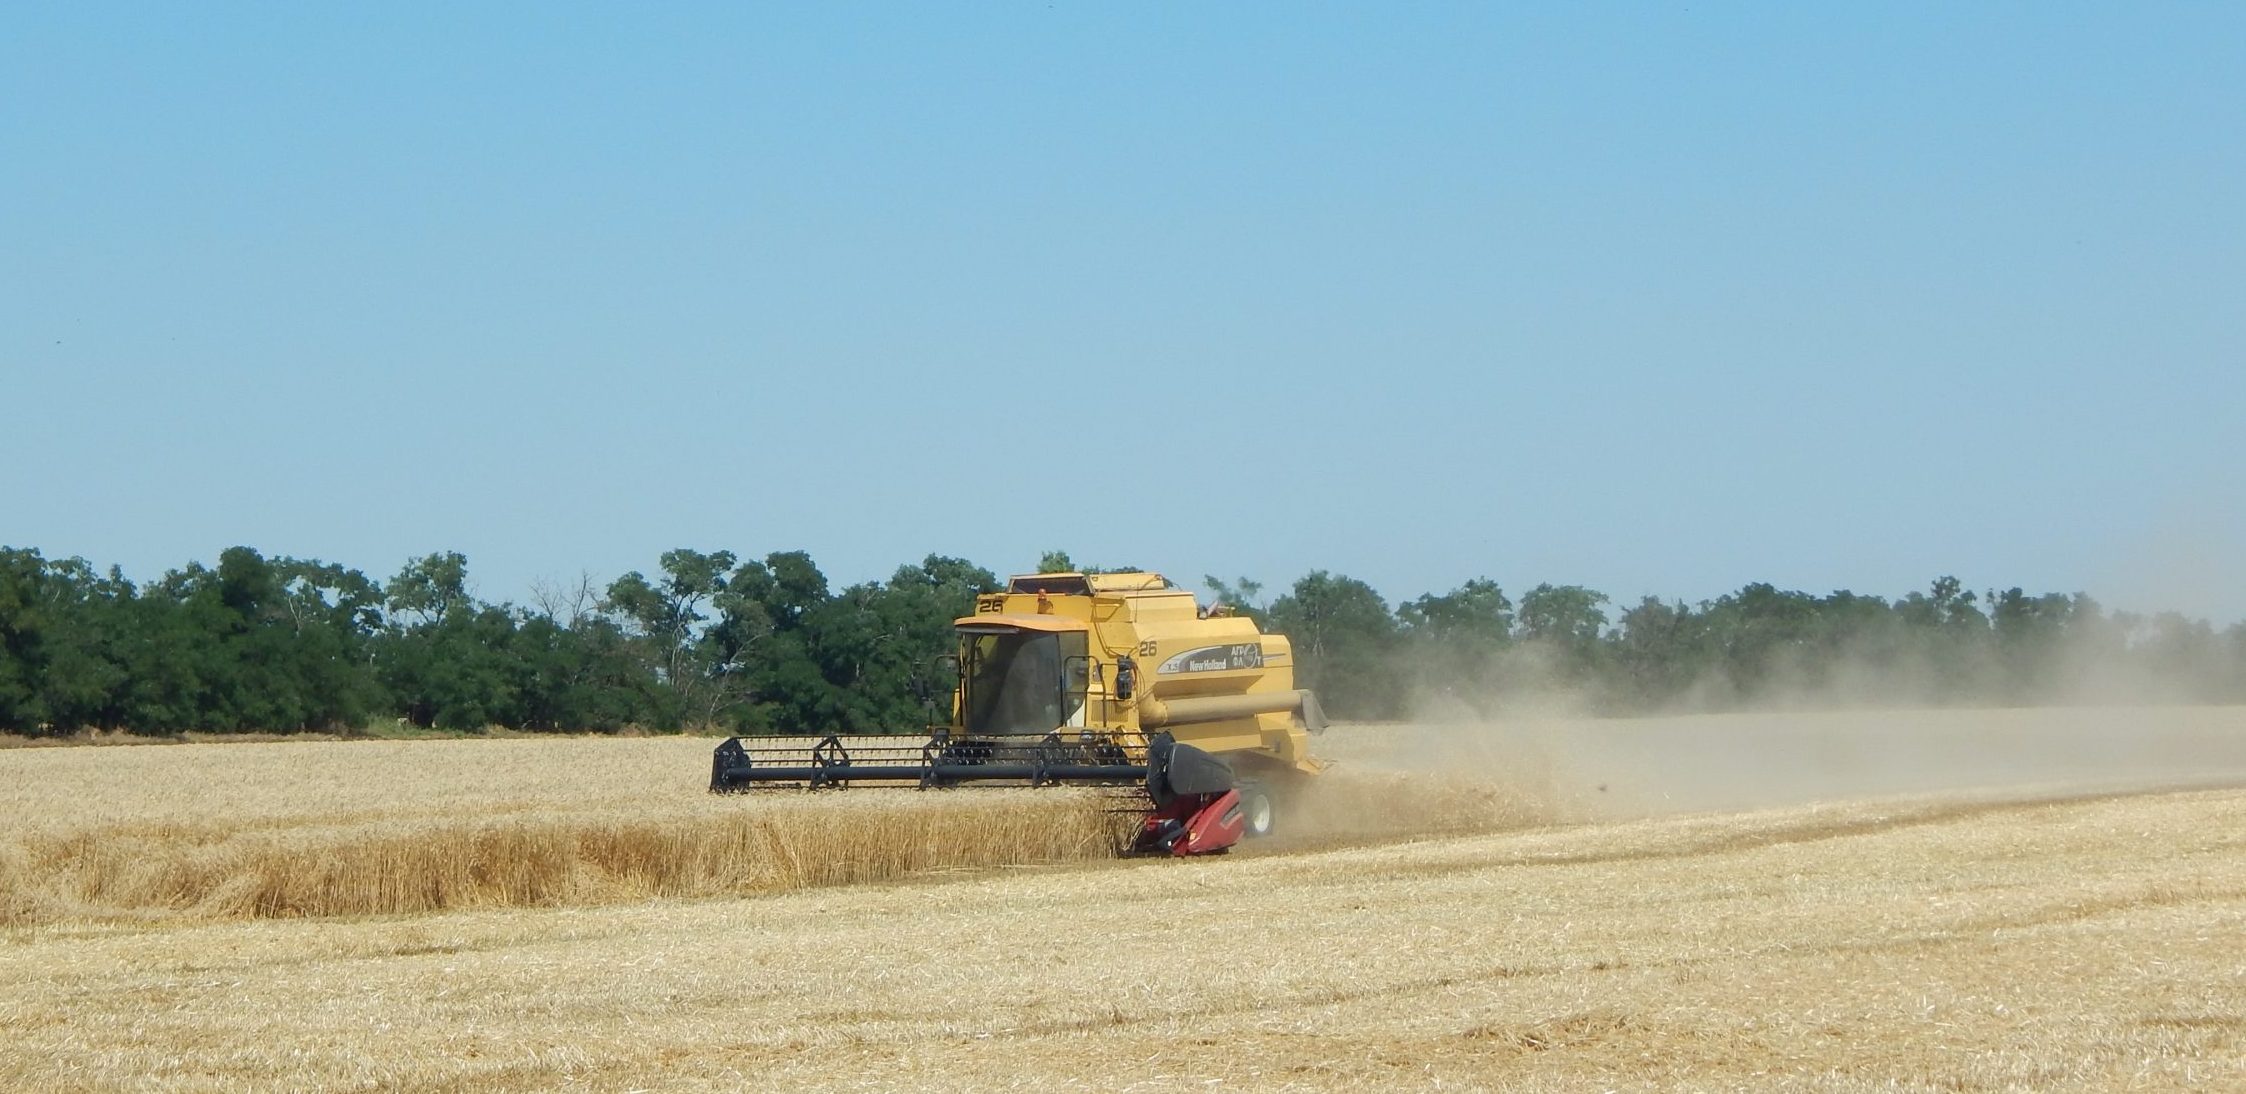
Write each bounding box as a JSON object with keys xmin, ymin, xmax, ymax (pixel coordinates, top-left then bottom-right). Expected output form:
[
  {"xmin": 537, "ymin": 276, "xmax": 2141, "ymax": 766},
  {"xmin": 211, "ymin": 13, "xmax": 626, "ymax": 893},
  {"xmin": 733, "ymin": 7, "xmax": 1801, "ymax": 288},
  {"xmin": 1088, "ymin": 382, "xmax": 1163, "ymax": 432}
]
[
  {"xmin": 1, "ymin": 544, "xmax": 2240, "ymax": 737},
  {"xmin": 1245, "ymin": 571, "xmax": 2246, "ymax": 718}
]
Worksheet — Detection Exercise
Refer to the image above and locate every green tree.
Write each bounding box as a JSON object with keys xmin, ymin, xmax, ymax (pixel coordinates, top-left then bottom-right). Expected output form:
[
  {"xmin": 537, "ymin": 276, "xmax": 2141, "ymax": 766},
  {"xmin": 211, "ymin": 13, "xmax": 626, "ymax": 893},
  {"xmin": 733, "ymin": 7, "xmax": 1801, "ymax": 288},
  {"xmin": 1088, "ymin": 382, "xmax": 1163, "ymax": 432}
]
[
  {"xmin": 268, "ymin": 556, "xmax": 385, "ymax": 728},
  {"xmin": 1894, "ymin": 576, "xmax": 1996, "ymax": 700},
  {"xmin": 1699, "ymin": 583, "xmax": 1822, "ymax": 699},
  {"xmin": 1988, "ymin": 586, "xmax": 2079, "ymax": 699},
  {"xmin": 1394, "ymin": 578, "xmax": 1513, "ymax": 713},
  {"xmin": 377, "ymin": 604, "xmax": 523, "ymax": 731},
  {"xmin": 1513, "ymin": 582, "xmax": 1611, "ymax": 698},
  {"xmin": 501, "ymin": 611, "xmax": 644, "ymax": 731},
  {"xmin": 1398, "ymin": 578, "xmax": 1513, "ymax": 645},
  {"xmin": 1610, "ymin": 596, "xmax": 1710, "ymax": 709},
  {"xmin": 0, "ymin": 549, "xmax": 66, "ymax": 732},
  {"xmin": 712, "ymin": 550, "xmax": 835, "ymax": 730},
  {"xmin": 1516, "ymin": 583, "xmax": 1610, "ymax": 647},
  {"xmin": 2140, "ymin": 612, "xmax": 2224, "ymax": 700},
  {"xmin": 603, "ymin": 548, "xmax": 741, "ymax": 729},
  {"xmin": 385, "ymin": 552, "xmax": 471, "ymax": 628},
  {"xmin": 113, "ymin": 547, "xmax": 388, "ymax": 732},
  {"xmin": 1267, "ymin": 571, "xmax": 1400, "ymax": 719}
]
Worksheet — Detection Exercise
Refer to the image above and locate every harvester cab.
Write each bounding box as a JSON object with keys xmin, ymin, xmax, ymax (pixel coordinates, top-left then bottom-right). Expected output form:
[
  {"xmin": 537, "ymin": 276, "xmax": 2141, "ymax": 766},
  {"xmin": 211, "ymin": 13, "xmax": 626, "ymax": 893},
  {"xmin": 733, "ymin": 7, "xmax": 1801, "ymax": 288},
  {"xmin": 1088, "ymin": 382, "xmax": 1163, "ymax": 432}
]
[{"xmin": 710, "ymin": 571, "xmax": 1327, "ymax": 855}]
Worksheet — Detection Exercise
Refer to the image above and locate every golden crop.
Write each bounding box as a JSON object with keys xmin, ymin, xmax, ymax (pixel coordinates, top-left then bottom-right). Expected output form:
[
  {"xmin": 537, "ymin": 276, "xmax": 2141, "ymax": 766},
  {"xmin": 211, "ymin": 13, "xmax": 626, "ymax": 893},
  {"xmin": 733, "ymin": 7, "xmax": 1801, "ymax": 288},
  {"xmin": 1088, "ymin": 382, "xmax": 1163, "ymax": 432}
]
[
  {"xmin": 1, "ymin": 737, "xmax": 1129, "ymax": 924},
  {"xmin": 6, "ymin": 711, "xmax": 2245, "ymax": 1091}
]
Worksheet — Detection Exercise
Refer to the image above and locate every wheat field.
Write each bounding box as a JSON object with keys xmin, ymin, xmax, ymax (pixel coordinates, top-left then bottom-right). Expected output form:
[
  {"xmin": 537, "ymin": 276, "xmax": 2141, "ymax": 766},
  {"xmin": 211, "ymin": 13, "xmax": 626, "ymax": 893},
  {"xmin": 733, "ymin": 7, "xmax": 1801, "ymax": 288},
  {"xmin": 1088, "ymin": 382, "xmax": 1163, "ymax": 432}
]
[
  {"xmin": 0, "ymin": 736, "xmax": 1131, "ymax": 924},
  {"xmin": 5, "ymin": 709, "xmax": 2246, "ymax": 1090}
]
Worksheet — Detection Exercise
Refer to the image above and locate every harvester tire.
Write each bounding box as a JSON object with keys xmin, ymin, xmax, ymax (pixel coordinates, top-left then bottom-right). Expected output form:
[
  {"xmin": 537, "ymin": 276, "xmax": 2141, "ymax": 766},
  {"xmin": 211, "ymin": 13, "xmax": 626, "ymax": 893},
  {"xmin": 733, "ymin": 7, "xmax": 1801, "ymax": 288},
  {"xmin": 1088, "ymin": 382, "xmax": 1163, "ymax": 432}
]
[{"xmin": 1239, "ymin": 784, "xmax": 1276, "ymax": 839}]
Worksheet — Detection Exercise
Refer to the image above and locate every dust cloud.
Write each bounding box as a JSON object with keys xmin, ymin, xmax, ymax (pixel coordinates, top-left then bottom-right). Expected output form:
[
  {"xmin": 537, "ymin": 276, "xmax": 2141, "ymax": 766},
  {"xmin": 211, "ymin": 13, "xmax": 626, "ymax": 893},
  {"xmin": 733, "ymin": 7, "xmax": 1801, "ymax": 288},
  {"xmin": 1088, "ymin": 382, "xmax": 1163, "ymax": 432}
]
[
  {"xmin": 1267, "ymin": 622, "xmax": 2246, "ymax": 848},
  {"xmin": 1274, "ymin": 705, "xmax": 2246, "ymax": 849}
]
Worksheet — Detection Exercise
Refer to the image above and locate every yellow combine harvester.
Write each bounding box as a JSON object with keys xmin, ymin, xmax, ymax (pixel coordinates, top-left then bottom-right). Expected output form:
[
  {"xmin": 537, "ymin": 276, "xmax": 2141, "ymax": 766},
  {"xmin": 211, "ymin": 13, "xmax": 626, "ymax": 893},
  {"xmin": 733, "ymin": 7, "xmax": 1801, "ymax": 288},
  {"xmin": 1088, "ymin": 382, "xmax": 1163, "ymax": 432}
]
[{"xmin": 710, "ymin": 570, "xmax": 1327, "ymax": 855}]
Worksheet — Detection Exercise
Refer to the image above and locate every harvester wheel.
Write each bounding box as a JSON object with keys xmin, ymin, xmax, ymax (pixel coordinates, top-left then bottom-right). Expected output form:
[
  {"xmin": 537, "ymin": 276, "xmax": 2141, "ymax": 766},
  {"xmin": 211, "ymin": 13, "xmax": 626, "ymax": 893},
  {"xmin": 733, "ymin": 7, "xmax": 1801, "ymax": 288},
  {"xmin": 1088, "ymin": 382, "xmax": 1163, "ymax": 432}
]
[{"xmin": 1239, "ymin": 784, "xmax": 1276, "ymax": 839}]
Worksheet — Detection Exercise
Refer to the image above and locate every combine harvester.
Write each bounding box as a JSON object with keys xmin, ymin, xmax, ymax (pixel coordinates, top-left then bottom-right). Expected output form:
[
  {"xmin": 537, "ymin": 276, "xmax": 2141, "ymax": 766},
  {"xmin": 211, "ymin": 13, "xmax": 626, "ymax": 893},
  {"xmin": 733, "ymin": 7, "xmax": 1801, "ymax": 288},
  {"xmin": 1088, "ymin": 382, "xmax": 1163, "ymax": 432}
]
[{"xmin": 711, "ymin": 570, "xmax": 1327, "ymax": 856}]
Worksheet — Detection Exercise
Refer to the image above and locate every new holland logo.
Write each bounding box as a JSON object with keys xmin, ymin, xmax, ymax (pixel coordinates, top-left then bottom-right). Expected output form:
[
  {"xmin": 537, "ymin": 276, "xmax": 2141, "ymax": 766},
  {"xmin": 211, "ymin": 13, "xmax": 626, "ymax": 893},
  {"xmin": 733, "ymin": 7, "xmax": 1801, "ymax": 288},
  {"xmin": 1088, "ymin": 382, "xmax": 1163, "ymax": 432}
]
[{"xmin": 1156, "ymin": 644, "xmax": 1265, "ymax": 674}]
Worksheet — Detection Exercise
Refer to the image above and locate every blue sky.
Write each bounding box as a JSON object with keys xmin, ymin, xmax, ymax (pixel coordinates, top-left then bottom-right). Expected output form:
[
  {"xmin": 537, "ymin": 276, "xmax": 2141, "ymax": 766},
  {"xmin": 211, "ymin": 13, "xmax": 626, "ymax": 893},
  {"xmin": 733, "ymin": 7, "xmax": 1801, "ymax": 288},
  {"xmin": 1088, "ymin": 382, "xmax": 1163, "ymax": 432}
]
[{"xmin": 5, "ymin": 4, "xmax": 2242, "ymax": 621}]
